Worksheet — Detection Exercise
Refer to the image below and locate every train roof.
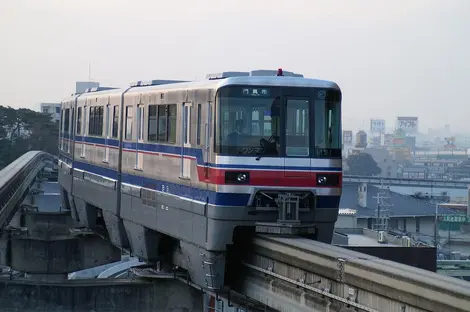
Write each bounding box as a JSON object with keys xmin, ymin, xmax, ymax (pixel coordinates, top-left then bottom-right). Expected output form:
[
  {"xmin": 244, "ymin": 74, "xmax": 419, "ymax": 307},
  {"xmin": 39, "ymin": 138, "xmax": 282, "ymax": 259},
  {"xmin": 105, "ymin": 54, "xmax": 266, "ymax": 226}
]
[
  {"xmin": 126, "ymin": 75, "xmax": 340, "ymax": 95},
  {"xmin": 62, "ymin": 69, "xmax": 340, "ymax": 102}
]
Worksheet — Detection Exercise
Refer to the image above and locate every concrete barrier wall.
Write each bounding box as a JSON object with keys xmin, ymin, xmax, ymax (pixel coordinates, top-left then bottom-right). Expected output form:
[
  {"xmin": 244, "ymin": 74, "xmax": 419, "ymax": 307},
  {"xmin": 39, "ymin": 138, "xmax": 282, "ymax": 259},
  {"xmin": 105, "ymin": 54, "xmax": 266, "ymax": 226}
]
[{"xmin": 0, "ymin": 279, "xmax": 203, "ymax": 312}]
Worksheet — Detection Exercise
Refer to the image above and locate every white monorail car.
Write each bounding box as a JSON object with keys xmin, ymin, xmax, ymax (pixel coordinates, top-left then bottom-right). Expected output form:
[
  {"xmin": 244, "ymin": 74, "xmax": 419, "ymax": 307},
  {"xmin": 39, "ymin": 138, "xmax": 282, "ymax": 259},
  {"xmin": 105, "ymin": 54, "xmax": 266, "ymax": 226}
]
[{"xmin": 58, "ymin": 69, "xmax": 342, "ymax": 290}]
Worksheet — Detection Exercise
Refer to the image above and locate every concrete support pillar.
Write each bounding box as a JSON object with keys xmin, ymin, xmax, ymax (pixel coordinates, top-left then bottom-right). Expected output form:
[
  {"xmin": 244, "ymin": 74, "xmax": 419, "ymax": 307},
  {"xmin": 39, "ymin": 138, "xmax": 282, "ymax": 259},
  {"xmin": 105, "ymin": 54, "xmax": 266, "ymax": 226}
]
[{"xmin": 2, "ymin": 210, "xmax": 121, "ymax": 278}]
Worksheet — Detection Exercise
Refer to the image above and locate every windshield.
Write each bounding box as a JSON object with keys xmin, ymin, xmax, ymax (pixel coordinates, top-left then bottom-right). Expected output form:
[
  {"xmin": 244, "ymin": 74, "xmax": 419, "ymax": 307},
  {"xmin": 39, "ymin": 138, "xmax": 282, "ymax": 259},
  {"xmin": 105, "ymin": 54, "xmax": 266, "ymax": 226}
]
[{"xmin": 215, "ymin": 86, "xmax": 341, "ymax": 158}]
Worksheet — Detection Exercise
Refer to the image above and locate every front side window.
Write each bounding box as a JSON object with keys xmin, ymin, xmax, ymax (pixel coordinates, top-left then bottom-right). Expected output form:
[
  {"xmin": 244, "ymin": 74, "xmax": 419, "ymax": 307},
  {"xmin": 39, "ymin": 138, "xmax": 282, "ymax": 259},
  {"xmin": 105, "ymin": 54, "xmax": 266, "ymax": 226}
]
[{"xmin": 314, "ymin": 95, "xmax": 341, "ymax": 157}]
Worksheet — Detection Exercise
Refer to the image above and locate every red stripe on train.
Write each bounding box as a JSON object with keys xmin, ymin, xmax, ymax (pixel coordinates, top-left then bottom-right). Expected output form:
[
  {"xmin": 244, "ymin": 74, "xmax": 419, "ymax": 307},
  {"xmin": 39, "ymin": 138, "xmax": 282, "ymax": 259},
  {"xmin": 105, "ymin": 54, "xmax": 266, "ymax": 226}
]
[{"xmin": 197, "ymin": 167, "xmax": 342, "ymax": 187}]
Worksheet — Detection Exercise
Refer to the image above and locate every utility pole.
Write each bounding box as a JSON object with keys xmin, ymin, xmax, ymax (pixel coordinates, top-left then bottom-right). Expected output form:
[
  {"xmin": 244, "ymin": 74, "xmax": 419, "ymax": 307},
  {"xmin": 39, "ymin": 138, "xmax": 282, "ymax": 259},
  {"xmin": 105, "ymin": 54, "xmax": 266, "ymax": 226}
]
[{"xmin": 373, "ymin": 180, "xmax": 393, "ymax": 231}]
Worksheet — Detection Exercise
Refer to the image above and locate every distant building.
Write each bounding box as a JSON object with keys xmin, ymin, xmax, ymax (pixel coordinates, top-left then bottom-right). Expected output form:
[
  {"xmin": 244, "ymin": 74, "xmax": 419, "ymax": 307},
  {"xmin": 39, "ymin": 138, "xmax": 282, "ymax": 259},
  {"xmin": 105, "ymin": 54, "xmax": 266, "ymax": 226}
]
[
  {"xmin": 338, "ymin": 183, "xmax": 462, "ymax": 247},
  {"xmin": 40, "ymin": 102, "xmax": 61, "ymax": 123},
  {"xmin": 76, "ymin": 81, "xmax": 99, "ymax": 94},
  {"xmin": 446, "ymin": 159, "xmax": 470, "ymax": 180},
  {"xmin": 364, "ymin": 148, "xmax": 399, "ymax": 178},
  {"xmin": 37, "ymin": 82, "xmax": 100, "ymax": 126}
]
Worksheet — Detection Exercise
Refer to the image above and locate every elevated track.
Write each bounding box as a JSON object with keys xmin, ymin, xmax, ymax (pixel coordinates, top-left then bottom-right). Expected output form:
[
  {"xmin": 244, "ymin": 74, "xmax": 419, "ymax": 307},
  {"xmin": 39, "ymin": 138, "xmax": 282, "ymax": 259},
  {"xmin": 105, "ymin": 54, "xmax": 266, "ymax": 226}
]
[
  {"xmin": 0, "ymin": 151, "xmax": 55, "ymax": 231},
  {"xmin": 233, "ymin": 235, "xmax": 470, "ymax": 312},
  {"xmin": 344, "ymin": 175, "xmax": 469, "ymax": 189},
  {"xmin": 2, "ymin": 152, "xmax": 470, "ymax": 311}
]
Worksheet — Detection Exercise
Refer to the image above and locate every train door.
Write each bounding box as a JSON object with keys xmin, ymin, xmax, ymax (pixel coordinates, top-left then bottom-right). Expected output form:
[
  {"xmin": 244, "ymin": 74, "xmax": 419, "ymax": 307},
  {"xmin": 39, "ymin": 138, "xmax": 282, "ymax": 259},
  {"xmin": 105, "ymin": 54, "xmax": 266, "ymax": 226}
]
[
  {"xmin": 181, "ymin": 102, "xmax": 192, "ymax": 178},
  {"xmin": 135, "ymin": 104, "xmax": 144, "ymax": 170},
  {"xmin": 284, "ymin": 97, "xmax": 310, "ymax": 177},
  {"xmin": 104, "ymin": 101, "xmax": 110, "ymax": 162}
]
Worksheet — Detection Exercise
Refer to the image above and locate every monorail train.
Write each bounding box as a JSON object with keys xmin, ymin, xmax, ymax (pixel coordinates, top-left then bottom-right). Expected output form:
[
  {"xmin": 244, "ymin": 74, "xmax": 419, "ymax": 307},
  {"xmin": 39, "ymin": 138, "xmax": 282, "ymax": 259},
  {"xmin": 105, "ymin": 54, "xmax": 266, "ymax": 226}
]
[{"xmin": 58, "ymin": 69, "xmax": 342, "ymax": 290}]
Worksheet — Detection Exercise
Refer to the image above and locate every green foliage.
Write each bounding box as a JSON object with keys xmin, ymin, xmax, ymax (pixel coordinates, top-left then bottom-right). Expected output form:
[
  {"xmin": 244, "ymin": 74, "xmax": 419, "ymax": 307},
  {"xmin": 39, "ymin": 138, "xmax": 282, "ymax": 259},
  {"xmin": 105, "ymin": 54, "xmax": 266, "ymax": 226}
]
[
  {"xmin": 0, "ymin": 106, "xmax": 58, "ymax": 169},
  {"xmin": 345, "ymin": 153, "xmax": 382, "ymax": 176}
]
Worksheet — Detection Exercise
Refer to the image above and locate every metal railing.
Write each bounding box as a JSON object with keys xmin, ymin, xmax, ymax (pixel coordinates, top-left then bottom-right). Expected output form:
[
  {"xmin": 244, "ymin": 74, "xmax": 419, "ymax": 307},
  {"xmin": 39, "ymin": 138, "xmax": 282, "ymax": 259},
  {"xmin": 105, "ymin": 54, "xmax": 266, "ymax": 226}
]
[{"xmin": 344, "ymin": 174, "xmax": 470, "ymax": 188}]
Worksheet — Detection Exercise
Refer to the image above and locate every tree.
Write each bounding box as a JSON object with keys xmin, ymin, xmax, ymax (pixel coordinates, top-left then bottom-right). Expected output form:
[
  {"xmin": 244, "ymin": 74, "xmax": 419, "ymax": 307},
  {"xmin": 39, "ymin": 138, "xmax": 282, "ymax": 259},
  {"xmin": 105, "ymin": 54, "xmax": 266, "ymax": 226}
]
[
  {"xmin": 0, "ymin": 106, "xmax": 58, "ymax": 169},
  {"xmin": 345, "ymin": 153, "xmax": 382, "ymax": 176}
]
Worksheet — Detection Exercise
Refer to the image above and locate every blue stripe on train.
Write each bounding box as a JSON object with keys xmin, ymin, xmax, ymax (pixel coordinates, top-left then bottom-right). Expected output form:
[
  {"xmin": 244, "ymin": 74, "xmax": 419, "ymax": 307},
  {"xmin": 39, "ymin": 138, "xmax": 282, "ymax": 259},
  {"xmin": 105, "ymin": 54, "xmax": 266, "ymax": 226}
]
[
  {"xmin": 61, "ymin": 157, "xmax": 339, "ymax": 208},
  {"xmin": 67, "ymin": 136, "xmax": 342, "ymax": 172}
]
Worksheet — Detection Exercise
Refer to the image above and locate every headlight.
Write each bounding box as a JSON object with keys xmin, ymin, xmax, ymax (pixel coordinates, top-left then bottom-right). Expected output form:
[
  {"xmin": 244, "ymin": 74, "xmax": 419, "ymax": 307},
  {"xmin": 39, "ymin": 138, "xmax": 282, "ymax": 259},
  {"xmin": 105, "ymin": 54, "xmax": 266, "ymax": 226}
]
[
  {"xmin": 316, "ymin": 173, "xmax": 340, "ymax": 186},
  {"xmin": 225, "ymin": 171, "xmax": 250, "ymax": 184},
  {"xmin": 237, "ymin": 173, "xmax": 248, "ymax": 182},
  {"xmin": 317, "ymin": 175, "xmax": 328, "ymax": 185}
]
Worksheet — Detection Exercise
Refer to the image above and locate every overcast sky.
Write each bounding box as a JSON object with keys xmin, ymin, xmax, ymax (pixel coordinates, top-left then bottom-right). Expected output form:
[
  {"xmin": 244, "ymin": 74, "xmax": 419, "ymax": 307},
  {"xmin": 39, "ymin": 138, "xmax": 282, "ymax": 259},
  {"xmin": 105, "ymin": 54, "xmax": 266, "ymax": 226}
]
[{"xmin": 1, "ymin": 0, "xmax": 469, "ymax": 133}]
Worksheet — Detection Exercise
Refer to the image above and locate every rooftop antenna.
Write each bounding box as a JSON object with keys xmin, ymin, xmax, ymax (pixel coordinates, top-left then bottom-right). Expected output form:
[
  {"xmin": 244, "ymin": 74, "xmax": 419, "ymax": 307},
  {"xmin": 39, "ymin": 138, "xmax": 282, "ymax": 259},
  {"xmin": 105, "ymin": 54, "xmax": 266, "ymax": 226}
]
[
  {"xmin": 88, "ymin": 60, "xmax": 92, "ymax": 82},
  {"xmin": 373, "ymin": 179, "xmax": 394, "ymax": 231}
]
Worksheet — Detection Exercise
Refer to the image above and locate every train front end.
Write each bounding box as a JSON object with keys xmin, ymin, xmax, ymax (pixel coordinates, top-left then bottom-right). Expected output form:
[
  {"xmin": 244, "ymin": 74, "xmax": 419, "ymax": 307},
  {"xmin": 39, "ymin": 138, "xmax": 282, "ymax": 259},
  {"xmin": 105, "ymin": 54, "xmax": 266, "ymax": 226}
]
[{"xmin": 212, "ymin": 74, "xmax": 342, "ymax": 243}]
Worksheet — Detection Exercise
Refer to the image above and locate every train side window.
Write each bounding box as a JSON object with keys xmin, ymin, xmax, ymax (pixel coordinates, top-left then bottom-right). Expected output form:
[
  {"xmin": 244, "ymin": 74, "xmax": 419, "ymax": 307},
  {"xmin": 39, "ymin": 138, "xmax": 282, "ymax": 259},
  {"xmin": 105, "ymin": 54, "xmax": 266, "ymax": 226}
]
[
  {"xmin": 88, "ymin": 107, "xmax": 94, "ymax": 135},
  {"xmin": 64, "ymin": 108, "xmax": 70, "ymax": 134},
  {"xmin": 156, "ymin": 104, "xmax": 176, "ymax": 143},
  {"xmin": 112, "ymin": 105, "xmax": 119, "ymax": 138},
  {"xmin": 157, "ymin": 105, "xmax": 167, "ymax": 142},
  {"xmin": 137, "ymin": 105, "xmax": 144, "ymax": 141},
  {"xmin": 96, "ymin": 106, "xmax": 103, "ymax": 136},
  {"xmin": 71, "ymin": 107, "xmax": 75, "ymax": 135},
  {"xmin": 88, "ymin": 106, "xmax": 103, "ymax": 136},
  {"xmin": 167, "ymin": 104, "xmax": 177, "ymax": 143},
  {"xmin": 76, "ymin": 107, "xmax": 82, "ymax": 135},
  {"xmin": 125, "ymin": 105, "xmax": 133, "ymax": 140},
  {"xmin": 98, "ymin": 106, "xmax": 104, "ymax": 136},
  {"xmin": 148, "ymin": 105, "xmax": 157, "ymax": 142},
  {"xmin": 196, "ymin": 104, "xmax": 201, "ymax": 145}
]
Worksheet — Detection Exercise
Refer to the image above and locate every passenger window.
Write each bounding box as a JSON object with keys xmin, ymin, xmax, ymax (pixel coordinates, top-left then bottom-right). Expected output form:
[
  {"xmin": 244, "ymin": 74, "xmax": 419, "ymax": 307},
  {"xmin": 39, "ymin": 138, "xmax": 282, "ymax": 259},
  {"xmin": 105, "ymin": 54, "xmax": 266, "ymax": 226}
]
[
  {"xmin": 64, "ymin": 108, "xmax": 70, "ymax": 134},
  {"xmin": 97, "ymin": 106, "xmax": 103, "ymax": 136},
  {"xmin": 156, "ymin": 104, "xmax": 177, "ymax": 143},
  {"xmin": 61, "ymin": 110, "xmax": 65, "ymax": 134},
  {"xmin": 168, "ymin": 104, "xmax": 176, "ymax": 143},
  {"xmin": 196, "ymin": 104, "xmax": 201, "ymax": 145},
  {"xmin": 88, "ymin": 106, "xmax": 104, "ymax": 136},
  {"xmin": 88, "ymin": 107, "xmax": 95, "ymax": 135},
  {"xmin": 157, "ymin": 106, "xmax": 167, "ymax": 142},
  {"xmin": 112, "ymin": 106, "xmax": 119, "ymax": 138},
  {"xmin": 148, "ymin": 105, "xmax": 157, "ymax": 142},
  {"xmin": 76, "ymin": 107, "xmax": 82, "ymax": 135},
  {"xmin": 125, "ymin": 105, "xmax": 133, "ymax": 140},
  {"xmin": 71, "ymin": 108, "xmax": 75, "ymax": 135},
  {"xmin": 137, "ymin": 105, "xmax": 144, "ymax": 141}
]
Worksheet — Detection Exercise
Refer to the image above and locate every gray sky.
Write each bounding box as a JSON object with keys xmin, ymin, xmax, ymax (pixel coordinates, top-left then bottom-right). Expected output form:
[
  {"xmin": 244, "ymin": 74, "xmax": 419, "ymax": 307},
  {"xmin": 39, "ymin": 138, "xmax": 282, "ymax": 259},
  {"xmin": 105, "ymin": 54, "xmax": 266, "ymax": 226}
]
[{"xmin": 1, "ymin": 0, "xmax": 469, "ymax": 133}]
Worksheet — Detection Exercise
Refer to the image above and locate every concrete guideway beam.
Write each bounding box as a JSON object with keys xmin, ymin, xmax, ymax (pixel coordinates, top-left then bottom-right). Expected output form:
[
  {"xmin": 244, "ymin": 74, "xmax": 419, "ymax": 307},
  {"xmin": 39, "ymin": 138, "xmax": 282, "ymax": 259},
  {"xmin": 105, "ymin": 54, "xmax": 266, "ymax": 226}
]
[
  {"xmin": 0, "ymin": 151, "xmax": 53, "ymax": 231},
  {"xmin": 0, "ymin": 278, "xmax": 203, "ymax": 312},
  {"xmin": 238, "ymin": 235, "xmax": 470, "ymax": 312}
]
